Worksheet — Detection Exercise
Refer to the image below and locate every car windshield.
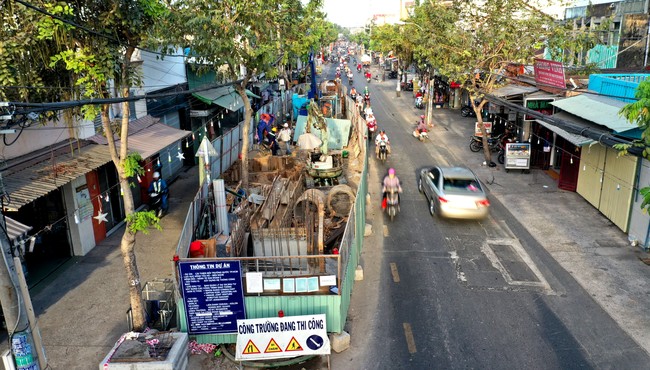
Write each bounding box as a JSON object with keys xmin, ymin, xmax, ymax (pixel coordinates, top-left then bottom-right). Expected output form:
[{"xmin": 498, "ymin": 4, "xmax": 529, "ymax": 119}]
[{"xmin": 443, "ymin": 178, "xmax": 482, "ymax": 193}]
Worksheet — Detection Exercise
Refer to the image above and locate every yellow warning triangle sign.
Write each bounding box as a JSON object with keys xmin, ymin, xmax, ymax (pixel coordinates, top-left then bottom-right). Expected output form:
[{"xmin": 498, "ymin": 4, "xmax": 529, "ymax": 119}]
[
  {"xmin": 264, "ymin": 338, "xmax": 283, "ymax": 353},
  {"xmin": 242, "ymin": 339, "xmax": 261, "ymax": 355},
  {"xmin": 284, "ymin": 336, "xmax": 304, "ymax": 352}
]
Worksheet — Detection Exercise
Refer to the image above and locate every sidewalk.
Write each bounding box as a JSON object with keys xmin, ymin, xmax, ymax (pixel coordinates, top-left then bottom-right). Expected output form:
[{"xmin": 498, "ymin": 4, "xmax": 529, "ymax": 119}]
[
  {"xmin": 385, "ymin": 81, "xmax": 650, "ymax": 355},
  {"xmin": 22, "ymin": 165, "xmax": 213, "ymax": 369}
]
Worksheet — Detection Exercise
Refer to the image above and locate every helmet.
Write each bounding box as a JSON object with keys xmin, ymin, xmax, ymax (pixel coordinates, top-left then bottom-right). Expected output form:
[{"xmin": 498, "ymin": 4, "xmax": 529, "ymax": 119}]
[
  {"xmin": 153, "ymin": 172, "xmax": 160, "ymax": 179},
  {"xmin": 388, "ymin": 168, "xmax": 396, "ymax": 175},
  {"xmin": 420, "ymin": 115, "xmax": 425, "ymax": 119},
  {"xmin": 283, "ymin": 123, "xmax": 289, "ymax": 128},
  {"xmin": 272, "ymin": 127, "xmax": 277, "ymax": 133},
  {"xmin": 380, "ymin": 130, "xmax": 385, "ymax": 134}
]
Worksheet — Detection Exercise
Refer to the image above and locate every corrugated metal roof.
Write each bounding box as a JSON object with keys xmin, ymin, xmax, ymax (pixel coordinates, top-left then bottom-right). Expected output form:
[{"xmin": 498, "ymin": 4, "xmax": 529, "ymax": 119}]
[
  {"xmin": 550, "ymin": 94, "xmax": 636, "ymax": 133},
  {"xmin": 536, "ymin": 114, "xmax": 594, "ymax": 147},
  {"xmin": 193, "ymin": 87, "xmax": 260, "ymax": 110},
  {"xmin": 2, "ymin": 143, "xmax": 113, "ymax": 211},
  {"xmin": 490, "ymin": 84, "xmax": 539, "ymax": 98},
  {"xmin": 89, "ymin": 115, "xmax": 191, "ymax": 159},
  {"xmin": 4, "ymin": 216, "xmax": 32, "ymax": 242}
]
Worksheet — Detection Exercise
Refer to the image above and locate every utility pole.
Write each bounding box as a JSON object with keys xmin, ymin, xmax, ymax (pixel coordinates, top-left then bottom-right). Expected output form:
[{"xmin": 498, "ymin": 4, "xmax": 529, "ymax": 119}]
[
  {"xmin": 426, "ymin": 70, "xmax": 435, "ymax": 128},
  {"xmin": 0, "ymin": 217, "xmax": 42, "ymax": 369}
]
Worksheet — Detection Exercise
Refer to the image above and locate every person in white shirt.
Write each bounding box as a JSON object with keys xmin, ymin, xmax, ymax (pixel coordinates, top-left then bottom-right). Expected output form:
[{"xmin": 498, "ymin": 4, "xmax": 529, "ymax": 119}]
[
  {"xmin": 375, "ymin": 130, "xmax": 391, "ymax": 158},
  {"xmin": 278, "ymin": 123, "xmax": 293, "ymax": 155}
]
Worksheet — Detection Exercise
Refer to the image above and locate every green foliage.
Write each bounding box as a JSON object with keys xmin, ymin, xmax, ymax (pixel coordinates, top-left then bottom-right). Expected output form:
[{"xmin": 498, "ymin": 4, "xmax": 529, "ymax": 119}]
[
  {"xmin": 126, "ymin": 211, "xmax": 161, "ymax": 235},
  {"xmin": 619, "ymin": 79, "xmax": 650, "ymax": 211},
  {"xmin": 123, "ymin": 153, "xmax": 145, "ymax": 178}
]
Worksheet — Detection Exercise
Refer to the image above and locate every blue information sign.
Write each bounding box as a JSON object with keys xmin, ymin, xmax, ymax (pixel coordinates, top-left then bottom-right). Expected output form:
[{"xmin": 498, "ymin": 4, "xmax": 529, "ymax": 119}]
[{"xmin": 179, "ymin": 260, "xmax": 246, "ymax": 334}]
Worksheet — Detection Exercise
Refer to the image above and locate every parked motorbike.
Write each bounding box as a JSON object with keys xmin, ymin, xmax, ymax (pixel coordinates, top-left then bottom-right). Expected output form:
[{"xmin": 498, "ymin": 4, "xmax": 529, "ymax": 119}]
[
  {"xmin": 461, "ymin": 105, "xmax": 477, "ymax": 117},
  {"xmin": 469, "ymin": 134, "xmax": 503, "ymax": 153},
  {"xmin": 386, "ymin": 189, "xmax": 400, "ymax": 221},
  {"xmin": 378, "ymin": 141, "xmax": 388, "ymax": 162},
  {"xmin": 415, "ymin": 96, "xmax": 424, "ymax": 109},
  {"xmin": 401, "ymin": 80, "xmax": 414, "ymax": 91}
]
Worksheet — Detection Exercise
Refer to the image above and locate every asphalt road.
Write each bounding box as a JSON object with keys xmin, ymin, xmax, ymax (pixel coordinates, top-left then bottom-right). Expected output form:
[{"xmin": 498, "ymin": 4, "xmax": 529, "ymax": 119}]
[{"xmin": 327, "ymin": 63, "xmax": 650, "ymax": 369}]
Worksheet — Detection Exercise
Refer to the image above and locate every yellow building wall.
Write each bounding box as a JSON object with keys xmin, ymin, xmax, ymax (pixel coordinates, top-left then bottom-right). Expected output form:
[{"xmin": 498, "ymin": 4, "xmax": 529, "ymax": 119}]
[
  {"xmin": 576, "ymin": 144, "xmax": 606, "ymax": 208},
  {"xmin": 576, "ymin": 144, "xmax": 637, "ymax": 232},
  {"xmin": 599, "ymin": 148, "xmax": 637, "ymax": 231}
]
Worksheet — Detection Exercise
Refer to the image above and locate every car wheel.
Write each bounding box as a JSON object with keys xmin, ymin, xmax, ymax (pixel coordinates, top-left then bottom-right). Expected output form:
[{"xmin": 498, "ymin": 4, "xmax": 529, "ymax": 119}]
[
  {"xmin": 429, "ymin": 199, "xmax": 436, "ymax": 216},
  {"xmin": 418, "ymin": 178, "xmax": 423, "ymax": 193}
]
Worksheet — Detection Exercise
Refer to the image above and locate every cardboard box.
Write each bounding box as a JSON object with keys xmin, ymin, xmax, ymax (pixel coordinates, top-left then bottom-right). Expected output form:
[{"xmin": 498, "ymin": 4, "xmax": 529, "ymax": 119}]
[{"xmin": 196, "ymin": 238, "xmax": 217, "ymax": 258}]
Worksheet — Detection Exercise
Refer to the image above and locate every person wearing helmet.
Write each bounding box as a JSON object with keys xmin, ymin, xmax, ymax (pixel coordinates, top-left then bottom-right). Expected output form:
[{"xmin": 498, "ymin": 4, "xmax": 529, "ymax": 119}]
[
  {"xmin": 278, "ymin": 122, "xmax": 293, "ymax": 155},
  {"xmin": 148, "ymin": 171, "xmax": 169, "ymax": 216},
  {"xmin": 417, "ymin": 115, "xmax": 427, "ymax": 134},
  {"xmin": 382, "ymin": 168, "xmax": 402, "ymax": 211},
  {"xmin": 374, "ymin": 129, "xmax": 390, "ymax": 159}
]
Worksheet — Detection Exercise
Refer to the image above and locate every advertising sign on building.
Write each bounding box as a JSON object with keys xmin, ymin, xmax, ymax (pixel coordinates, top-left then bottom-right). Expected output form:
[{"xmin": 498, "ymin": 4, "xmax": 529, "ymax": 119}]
[
  {"xmin": 179, "ymin": 260, "xmax": 246, "ymax": 334},
  {"xmin": 235, "ymin": 314, "xmax": 330, "ymax": 361},
  {"xmin": 474, "ymin": 122, "xmax": 492, "ymax": 136},
  {"xmin": 524, "ymin": 98, "xmax": 555, "ymax": 121},
  {"xmin": 533, "ymin": 59, "xmax": 566, "ymax": 89}
]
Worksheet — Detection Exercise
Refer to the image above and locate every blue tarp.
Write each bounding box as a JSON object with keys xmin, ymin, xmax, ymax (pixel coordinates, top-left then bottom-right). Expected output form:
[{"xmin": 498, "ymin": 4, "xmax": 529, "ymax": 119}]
[
  {"xmin": 293, "ymin": 116, "xmax": 351, "ymax": 150},
  {"xmin": 292, "ymin": 94, "xmax": 310, "ymax": 118}
]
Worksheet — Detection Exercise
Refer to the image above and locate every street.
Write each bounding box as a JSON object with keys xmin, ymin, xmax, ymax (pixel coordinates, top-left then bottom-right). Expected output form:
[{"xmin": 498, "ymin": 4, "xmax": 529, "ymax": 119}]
[{"xmin": 329, "ymin": 63, "xmax": 650, "ymax": 369}]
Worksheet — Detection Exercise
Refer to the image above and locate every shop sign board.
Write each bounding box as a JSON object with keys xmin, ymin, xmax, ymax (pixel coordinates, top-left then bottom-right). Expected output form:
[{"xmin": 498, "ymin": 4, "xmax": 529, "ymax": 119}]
[
  {"xmin": 505, "ymin": 143, "xmax": 531, "ymax": 170},
  {"xmin": 534, "ymin": 59, "xmax": 566, "ymax": 89},
  {"xmin": 524, "ymin": 98, "xmax": 555, "ymax": 121},
  {"xmin": 474, "ymin": 122, "xmax": 492, "ymax": 136},
  {"xmin": 235, "ymin": 314, "xmax": 330, "ymax": 361},
  {"xmin": 179, "ymin": 260, "xmax": 246, "ymax": 334}
]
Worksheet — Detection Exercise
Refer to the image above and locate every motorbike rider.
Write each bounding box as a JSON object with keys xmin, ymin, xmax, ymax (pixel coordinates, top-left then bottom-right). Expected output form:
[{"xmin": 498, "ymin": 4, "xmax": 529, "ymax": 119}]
[
  {"xmin": 357, "ymin": 62, "xmax": 362, "ymax": 71},
  {"xmin": 375, "ymin": 129, "xmax": 391, "ymax": 159},
  {"xmin": 365, "ymin": 70, "xmax": 372, "ymax": 81},
  {"xmin": 417, "ymin": 115, "xmax": 427, "ymax": 134},
  {"xmin": 350, "ymin": 87, "xmax": 358, "ymax": 100},
  {"xmin": 382, "ymin": 168, "xmax": 402, "ymax": 211},
  {"xmin": 148, "ymin": 171, "xmax": 169, "ymax": 215}
]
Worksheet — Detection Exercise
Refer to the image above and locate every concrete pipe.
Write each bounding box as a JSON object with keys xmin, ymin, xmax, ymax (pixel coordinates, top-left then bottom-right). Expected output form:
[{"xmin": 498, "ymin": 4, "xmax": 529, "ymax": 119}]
[
  {"xmin": 293, "ymin": 189, "xmax": 326, "ymax": 222},
  {"xmin": 326, "ymin": 184, "xmax": 356, "ymax": 217}
]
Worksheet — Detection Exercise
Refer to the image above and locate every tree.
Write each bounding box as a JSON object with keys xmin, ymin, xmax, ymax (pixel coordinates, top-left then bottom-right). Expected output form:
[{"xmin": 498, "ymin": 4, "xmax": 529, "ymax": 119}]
[
  {"xmin": 33, "ymin": 0, "xmax": 167, "ymax": 332},
  {"xmin": 618, "ymin": 80, "xmax": 650, "ymax": 210},
  {"xmin": 411, "ymin": 0, "xmax": 558, "ymax": 163},
  {"xmin": 162, "ymin": 0, "xmax": 328, "ymax": 191}
]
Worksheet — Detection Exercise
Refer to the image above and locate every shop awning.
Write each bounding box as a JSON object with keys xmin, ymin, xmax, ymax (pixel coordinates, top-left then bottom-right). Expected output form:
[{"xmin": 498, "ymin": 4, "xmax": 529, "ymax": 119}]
[
  {"xmin": 88, "ymin": 115, "xmax": 191, "ymax": 159},
  {"xmin": 490, "ymin": 84, "xmax": 539, "ymax": 98},
  {"xmin": 193, "ymin": 86, "xmax": 260, "ymax": 111},
  {"xmin": 536, "ymin": 114, "xmax": 594, "ymax": 147},
  {"xmin": 1, "ymin": 142, "xmax": 114, "ymax": 211},
  {"xmin": 551, "ymin": 94, "xmax": 636, "ymax": 133},
  {"xmin": 4, "ymin": 216, "xmax": 33, "ymax": 243}
]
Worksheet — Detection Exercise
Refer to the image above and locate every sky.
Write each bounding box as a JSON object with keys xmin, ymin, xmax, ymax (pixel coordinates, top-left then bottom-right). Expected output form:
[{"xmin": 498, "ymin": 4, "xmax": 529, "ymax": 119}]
[{"xmin": 322, "ymin": 0, "xmax": 400, "ymax": 28}]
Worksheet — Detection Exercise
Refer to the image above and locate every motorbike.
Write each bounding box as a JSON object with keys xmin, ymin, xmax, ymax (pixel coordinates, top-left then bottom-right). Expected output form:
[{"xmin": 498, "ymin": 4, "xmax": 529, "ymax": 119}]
[
  {"xmin": 469, "ymin": 134, "xmax": 503, "ymax": 153},
  {"xmin": 388, "ymin": 70, "xmax": 398, "ymax": 79},
  {"xmin": 357, "ymin": 65, "xmax": 362, "ymax": 72},
  {"xmin": 413, "ymin": 123, "xmax": 428, "ymax": 142},
  {"xmin": 148, "ymin": 191, "xmax": 164, "ymax": 218},
  {"xmin": 415, "ymin": 96, "xmax": 424, "ymax": 109},
  {"xmin": 461, "ymin": 105, "xmax": 477, "ymax": 117},
  {"xmin": 386, "ymin": 189, "xmax": 400, "ymax": 221},
  {"xmin": 367, "ymin": 121, "xmax": 377, "ymax": 142},
  {"xmin": 401, "ymin": 80, "xmax": 414, "ymax": 91},
  {"xmin": 363, "ymin": 93, "xmax": 371, "ymax": 105},
  {"xmin": 350, "ymin": 93, "xmax": 357, "ymax": 101},
  {"xmin": 378, "ymin": 141, "xmax": 388, "ymax": 162},
  {"xmin": 348, "ymin": 74, "xmax": 354, "ymax": 84},
  {"xmin": 366, "ymin": 77, "xmax": 371, "ymax": 83}
]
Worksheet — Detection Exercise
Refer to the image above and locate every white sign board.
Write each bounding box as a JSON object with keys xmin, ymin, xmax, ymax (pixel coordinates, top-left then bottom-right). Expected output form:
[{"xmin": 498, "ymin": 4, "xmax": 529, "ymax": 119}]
[
  {"xmin": 236, "ymin": 314, "xmax": 330, "ymax": 361},
  {"xmin": 474, "ymin": 122, "xmax": 492, "ymax": 136}
]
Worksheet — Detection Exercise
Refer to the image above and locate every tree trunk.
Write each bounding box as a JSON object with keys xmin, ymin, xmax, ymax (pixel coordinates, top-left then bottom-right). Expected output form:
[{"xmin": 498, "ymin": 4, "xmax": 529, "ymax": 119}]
[
  {"xmin": 100, "ymin": 46, "xmax": 147, "ymax": 332},
  {"xmin": 235, "ymin": 76, "xmax": 252, "ymax": 191},
  {"xmin": 472, "ymin": 99, "xmax": 492, "ymax": 164}
]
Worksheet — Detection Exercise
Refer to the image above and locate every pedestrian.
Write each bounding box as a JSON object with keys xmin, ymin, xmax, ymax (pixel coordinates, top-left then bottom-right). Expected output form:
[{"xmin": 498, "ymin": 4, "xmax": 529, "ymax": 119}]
[
  {"xmin": 278, "ymin": 123, "xmax": 293, "ymax": 155},
  {"xmin": 148, "ymin": 171, "xmax": 169, "ymax": 215}
]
